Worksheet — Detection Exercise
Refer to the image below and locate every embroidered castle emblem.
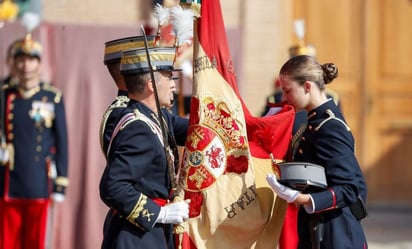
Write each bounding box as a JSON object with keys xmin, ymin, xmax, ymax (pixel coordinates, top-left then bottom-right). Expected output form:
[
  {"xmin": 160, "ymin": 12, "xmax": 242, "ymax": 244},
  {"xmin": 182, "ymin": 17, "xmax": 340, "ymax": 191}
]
[
  {"xmin": 180, "ymin": 96, "xmax": 249, "ymax": 193},
  {"xmin": 182, "ymin": 124, "xmax": 226, "ymax": 191}
]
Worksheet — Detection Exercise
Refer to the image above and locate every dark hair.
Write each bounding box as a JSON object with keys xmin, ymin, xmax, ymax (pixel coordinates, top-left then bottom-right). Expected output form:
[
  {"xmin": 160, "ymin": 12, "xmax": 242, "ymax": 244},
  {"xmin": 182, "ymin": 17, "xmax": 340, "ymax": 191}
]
[
  {"xmin": 279, "ymin": 55, "xmax": 338, "ymax": 90},
  {"xmin": 106, "ymin": 63, "xmax": 123, "ymax": 85},
  {"xmin": 123, "ymin": 71, "xmax": 162, "ymax": 94}
]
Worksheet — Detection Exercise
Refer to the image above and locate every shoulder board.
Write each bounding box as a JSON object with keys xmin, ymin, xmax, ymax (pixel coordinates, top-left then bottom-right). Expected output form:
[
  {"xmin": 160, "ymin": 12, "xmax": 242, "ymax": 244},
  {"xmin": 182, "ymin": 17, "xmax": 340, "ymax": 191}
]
[
  {"xmin": 99, "ymin": 96, "xmax": 129, "ymax": 149},
  {"xmin": 315, "ymin": 109, "xmax": 350, "ymax": 131},
  {"xmin": 99, "ymin": 96, "xmax": 130, "ymax": 137},
  {"xmin": 109, "ymin": 96, "xmax": 129, "ymax": 110},
  {"xmin": 42, "ymin": 83, "xmax": 63, "ymax": 103}
]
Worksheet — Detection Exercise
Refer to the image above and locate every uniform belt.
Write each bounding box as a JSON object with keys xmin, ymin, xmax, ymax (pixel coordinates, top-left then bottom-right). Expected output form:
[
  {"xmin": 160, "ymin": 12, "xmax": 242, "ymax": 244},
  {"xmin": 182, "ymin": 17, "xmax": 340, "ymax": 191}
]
[{"xmin": 152, "ymin": 197, "xmax": 168, "ymax": 207}]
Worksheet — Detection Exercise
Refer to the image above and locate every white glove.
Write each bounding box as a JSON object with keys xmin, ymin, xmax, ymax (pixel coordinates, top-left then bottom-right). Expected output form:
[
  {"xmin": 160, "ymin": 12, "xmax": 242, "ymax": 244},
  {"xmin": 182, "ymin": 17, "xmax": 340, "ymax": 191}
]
[
  {"xmin": 50, "ymin": 193, "xmax": 65, "ymax": 203},
  {"xmin": 156, "ymin": 200, "xmax": 189, "ymax": 225},
  {"xmin": 0, "ymin": 147, "xmax": 9, "ymax": 165},
  {"xmin": 266, "ymin": 173, "xmax": 299, "ymax": 203}
]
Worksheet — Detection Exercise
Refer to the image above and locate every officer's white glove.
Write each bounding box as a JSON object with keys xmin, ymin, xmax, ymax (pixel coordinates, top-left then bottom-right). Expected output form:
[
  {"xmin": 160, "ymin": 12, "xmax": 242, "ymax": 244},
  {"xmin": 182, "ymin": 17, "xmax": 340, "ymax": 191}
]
[
  {"xmin": 50, "ymin": 193, "xmax": 65, "ymax": 203},
  {"xmin": 0, "ymin": 147, "xmax": 9, "ymax": 165},
  {"xmin": 266, "ymin": 173, "xmax": 299, "ymax": 203},
  {"xmin": 156, "ymin": 200, "xmax": 189, "ymax": 225}
]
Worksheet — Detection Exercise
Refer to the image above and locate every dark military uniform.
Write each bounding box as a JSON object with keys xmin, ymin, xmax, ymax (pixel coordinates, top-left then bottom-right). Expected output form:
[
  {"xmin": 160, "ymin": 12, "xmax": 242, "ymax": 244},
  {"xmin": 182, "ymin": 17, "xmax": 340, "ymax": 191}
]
[
  {"xmin": 99, "ymin": 100, "xmax": 188, "ymax": 249},
  {"xmin": 99, "ymin": 90, "xmax": 129, "ymax": 156},
  {"xmin": 293, "ymin": 99, "xmax": 367, "ymax": 249},
  {"xmin": 0, "ymin": 81, "xmax": 68, "ymax": 248},
  {"xmin": 1, "ymin": 82, "xmax": 68, "ymax": 197}
]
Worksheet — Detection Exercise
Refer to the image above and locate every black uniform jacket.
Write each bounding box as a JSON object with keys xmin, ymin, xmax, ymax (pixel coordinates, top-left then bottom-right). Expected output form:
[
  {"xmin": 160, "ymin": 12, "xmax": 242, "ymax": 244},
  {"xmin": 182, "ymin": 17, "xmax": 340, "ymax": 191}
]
[
  {"xmin": 99, "ymin": 99, "xmax": 188, "ymax": 249},
  {"xmin": 294, "ymin": 99, "xmax": 368, "ymax": 249},
  {"xmin": 1, "ymin": 82, "xmax": 68, "ymax": 200}
]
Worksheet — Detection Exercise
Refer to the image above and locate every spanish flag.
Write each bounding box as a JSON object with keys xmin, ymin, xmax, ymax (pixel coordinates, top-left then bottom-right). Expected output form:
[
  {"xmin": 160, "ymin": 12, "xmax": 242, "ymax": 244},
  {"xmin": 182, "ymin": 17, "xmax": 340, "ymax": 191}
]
[{"xmin": 177, "ymin": 1, "xmax": 295, "ymax": 248}]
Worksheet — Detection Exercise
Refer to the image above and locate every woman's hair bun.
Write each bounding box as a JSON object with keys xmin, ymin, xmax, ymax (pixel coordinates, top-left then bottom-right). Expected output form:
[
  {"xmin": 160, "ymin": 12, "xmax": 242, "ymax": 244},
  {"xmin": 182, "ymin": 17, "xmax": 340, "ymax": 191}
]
[{"xmin": 322, "ymin": 63, "xmax": 338, "ymax": 84}]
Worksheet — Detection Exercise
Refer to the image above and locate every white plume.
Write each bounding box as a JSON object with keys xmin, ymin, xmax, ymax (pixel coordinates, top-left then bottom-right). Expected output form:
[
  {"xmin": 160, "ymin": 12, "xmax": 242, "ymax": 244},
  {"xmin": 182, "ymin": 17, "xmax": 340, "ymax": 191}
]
[
  {"xmin": 153, "ymin": 3, "xmax": 170, "ymax": 26},
  {"xmin": 293, "ymin": 19, "xmax": 305, "ymax": 41},
  {"xmin": 170, "ymin": 5, "xmax": 194, "ymax": 46},
  {"xmin": 21, "ymin": 12, "xmax": 41, "ymax": 32}
]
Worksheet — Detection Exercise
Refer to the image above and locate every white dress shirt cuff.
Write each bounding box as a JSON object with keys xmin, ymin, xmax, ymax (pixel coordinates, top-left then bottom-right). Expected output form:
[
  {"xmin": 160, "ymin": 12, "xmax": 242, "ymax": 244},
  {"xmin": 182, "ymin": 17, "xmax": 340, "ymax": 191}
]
[{"xmin": 304, "ymin": 194, "xmax": 315, "ymax": 214}]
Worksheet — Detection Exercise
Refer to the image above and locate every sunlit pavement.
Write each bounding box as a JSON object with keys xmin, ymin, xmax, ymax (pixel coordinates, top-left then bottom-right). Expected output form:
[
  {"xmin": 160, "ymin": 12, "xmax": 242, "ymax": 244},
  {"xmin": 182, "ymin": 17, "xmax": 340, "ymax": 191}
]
[{"xmin": 363, "ymin": 205, "xmax": 412, "ymax": 249}]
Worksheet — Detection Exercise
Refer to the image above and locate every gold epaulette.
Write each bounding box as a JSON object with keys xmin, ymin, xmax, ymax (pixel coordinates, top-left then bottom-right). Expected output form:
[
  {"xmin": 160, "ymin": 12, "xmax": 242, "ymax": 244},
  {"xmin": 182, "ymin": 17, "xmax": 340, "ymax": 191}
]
[
  {"xmin": 99, "ymin": 96, "xmax": 129, "ymax": 153},
  {"xmin": 42, "ymin": 83, "xmax": 63, "ymax": 103}
]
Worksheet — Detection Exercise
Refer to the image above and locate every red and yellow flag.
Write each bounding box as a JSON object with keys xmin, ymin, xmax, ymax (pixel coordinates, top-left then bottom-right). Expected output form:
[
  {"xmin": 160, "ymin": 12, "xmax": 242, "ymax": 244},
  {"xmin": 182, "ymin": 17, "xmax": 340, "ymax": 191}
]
[{"xmin": 177, "ymin": 1, "xmax": 295, "ymax": 248}]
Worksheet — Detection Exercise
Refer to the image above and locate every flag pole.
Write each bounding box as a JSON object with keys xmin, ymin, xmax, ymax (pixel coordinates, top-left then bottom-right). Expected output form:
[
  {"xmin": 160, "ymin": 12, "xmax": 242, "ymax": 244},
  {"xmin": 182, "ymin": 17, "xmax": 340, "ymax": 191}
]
[{"xmin": 139, "ymin": 25, "xmax": 168, "ymax": 146}]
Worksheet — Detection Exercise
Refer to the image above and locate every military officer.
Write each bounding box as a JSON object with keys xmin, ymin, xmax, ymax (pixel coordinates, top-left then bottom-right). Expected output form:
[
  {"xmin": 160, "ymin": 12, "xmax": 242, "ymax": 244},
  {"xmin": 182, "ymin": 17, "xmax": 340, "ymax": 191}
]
[
  {"xmin": 99, "ymin": 35, "xmax": 156, "ymax": 156},
  {"xmin": 0, "ymin": 35, "xmax": 68, "ymax": 249},
  {"xmin": 267, "ymin": 55, "xmax": 368, "ymax": 249},
  {"xmin": 99, "ymin": 45, "xmax": 190, "ymax": 249}
]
